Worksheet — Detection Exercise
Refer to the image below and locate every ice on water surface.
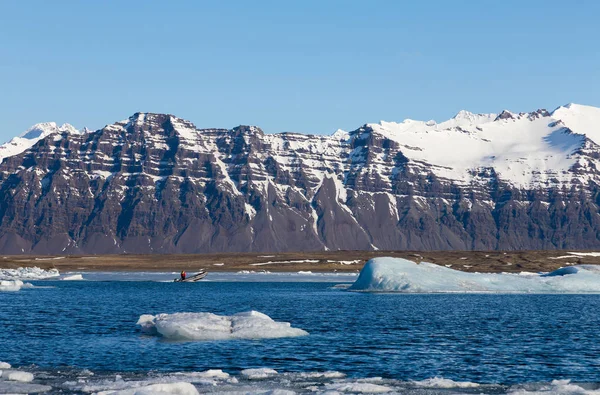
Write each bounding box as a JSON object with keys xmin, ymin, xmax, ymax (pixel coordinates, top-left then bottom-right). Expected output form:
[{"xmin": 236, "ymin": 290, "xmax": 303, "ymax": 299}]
[
  {"xmin": 137, "ymin": 310, "xmax": 308, "ymax": 340},
  {"xmin": 0, "ymin": 266, "xmax": 60, "ymax": 280},
  {"xmin": 241, "ymin": 368, "xmax": 279, "ymax": 379},
  {"xmin": 350, "ymin": 257, "xmax": 600, "ymax": 293},
  {"xmin": 96, "ymin": 382, "xmax": 200, "ymax": 395},
  {"xmin": 2, "ymin": 365, "xmax": 600, "ymax": 394},
  {"xmin": 62, "ymin": 274, "xmax": 84, "ymax": 281},
  {"xmin": 0, "ymin": 279, "xmax": 33, "ymax": 292}
]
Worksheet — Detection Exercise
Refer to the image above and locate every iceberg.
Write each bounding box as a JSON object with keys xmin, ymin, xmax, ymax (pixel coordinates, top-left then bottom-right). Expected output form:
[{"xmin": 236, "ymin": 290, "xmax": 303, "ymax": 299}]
[
  {"xmin": 0, "ymin": 267, "xmax": 59, "ymax": 280},
  {"xmin": 349, "ymin": 257, "xmax": 600, "ymax": 293},
  {"xmin": 137, "ymin": 311, "xmax": 308, "ymax": 341}
]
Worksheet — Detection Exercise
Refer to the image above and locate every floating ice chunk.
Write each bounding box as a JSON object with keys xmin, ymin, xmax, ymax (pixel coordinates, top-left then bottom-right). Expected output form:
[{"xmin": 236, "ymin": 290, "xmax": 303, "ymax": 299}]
[
  {"xmin": 0, "ymin": 381, "xmax": 52, "ymax": 394},
  {"xmin": 0, "ymin": 280, "xmax": 32, "ymax": 292},
  {"xmin": 187, "ymin": 369, "xmax": 229, "ymax": 379},
  {"xmin": 7, "ymin": 371, "xmax": 34, "ymax": 382},
  {"xmin": 97, "ymin": 382, "xmax": 199, "ymax": 395},
  {"xmin": 412, "ymin": 377, "xmax": 480, "ymax": 388},
  {"xmin": 293, "ymin": 371, "xmax": 345, "ymax": 379},
  {"xmin": 241, "ymin": 368, "xmax": 278, "ymax": 379},
  {"xmin": 168, "ymin": 369, "xmax": 230, "ymax": 385},
  {"xmin": 137, "ymin": 311, "xmax": 308, "ymax": 340},
  {"xmin": 62, "ymin": 274, "xmax": 84, "ymax": 281},
  {"xmin": 350, "ymin": 257, "xmax": 600, "ymax": 293},
  {"xmin": 0, "ymin": 266, "xmax": 60, "ymax": 280},
  {"xmin": 508, "ymin": 379, "xmax": 598, "ymax": 394},
  {"xmin": 324, "ymin": 382, "xmax": 393, "ymax": 393},
  {"xmin": 0, "ymin": 362, "xmax": 10, "ymax": 369}
]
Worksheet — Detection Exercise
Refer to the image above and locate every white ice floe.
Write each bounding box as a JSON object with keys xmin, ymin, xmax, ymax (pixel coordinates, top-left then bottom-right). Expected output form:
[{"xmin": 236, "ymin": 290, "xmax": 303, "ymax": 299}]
[
  {"xmin": 0, "ymin": 280, "xmax": 33, "ymax": 292},
  {"xmin": 508, "ymin": 379, "xmax": 600, "ymax": 394},
  {"xmin": 97, "ymin": 382, "xmax": 199, "ymax": 395},
  {"xmin": 412, "ymin": 377, "xmax": 479, "ymax": 388},
  {"xmin": 0, "ymin": 362, "xmax": 11, "ymax": 369},
  {"xmin": 7, "ymin": 371, "xmax": 34, "ymax": 382},
  {"xmin": 324, "ymin": 382, "xmax": 393, "ymax": 393},
  {"xmin": 241, "ymin": 368, "xmax": 279, "ymax": 379},
  {"xmin": 62, "ymin": 274, "xmax": 84, "ymax": 281},
  {"xmin": 137, "ymin": 311, "xmax": 308, "ymax": 341},
  {"xmin": 0, "ymin": 381, "xmax": 52, "ymax": 394},
  {"xmin": 13, "ymin": 366, "xmax": 594, "ymax": 395},
  {"xmin": 180, "ymin": 369, "xmax": 230, "ymax": 379},
  {"xmin": 0, "ymin": 266, "xmax": 60, "ymax": 280},
  {"xmin": 350, "ymin": 257, "xmax": 600, "ymax": 293}
]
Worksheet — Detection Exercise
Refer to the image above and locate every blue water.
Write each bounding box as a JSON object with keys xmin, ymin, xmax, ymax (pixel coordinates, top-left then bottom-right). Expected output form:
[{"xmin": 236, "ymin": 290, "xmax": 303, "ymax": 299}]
[{"xmin": 2, "ymin": 280, "xmax": 600, "ymax": 387}]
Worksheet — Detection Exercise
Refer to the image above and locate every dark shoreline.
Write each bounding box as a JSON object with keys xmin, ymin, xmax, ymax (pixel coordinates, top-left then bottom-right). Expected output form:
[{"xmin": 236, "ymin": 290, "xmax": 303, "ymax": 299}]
[{"xmin": 1, "ymin": 250, "xmax": 598, "ymax": 273}]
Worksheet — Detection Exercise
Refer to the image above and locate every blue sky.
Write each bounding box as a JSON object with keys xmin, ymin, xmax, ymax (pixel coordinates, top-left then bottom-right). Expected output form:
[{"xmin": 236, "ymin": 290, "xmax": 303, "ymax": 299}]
[{"xmin": 0, "ymin": 0, "xmax": 598, "ymax": 140}]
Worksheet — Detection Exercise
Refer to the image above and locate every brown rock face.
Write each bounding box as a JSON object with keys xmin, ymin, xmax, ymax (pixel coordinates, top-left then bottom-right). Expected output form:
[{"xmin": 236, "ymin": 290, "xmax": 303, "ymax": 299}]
[{"xmin": 0, "ymin": 112, "xmax": 599, "ymax": 254}]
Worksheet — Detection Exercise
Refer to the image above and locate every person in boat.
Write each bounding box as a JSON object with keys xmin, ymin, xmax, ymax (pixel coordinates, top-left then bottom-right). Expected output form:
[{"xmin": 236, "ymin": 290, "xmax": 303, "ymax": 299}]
[{"xmin": 180, "ymin": 270, "xmax": 186, "ymax": 281}]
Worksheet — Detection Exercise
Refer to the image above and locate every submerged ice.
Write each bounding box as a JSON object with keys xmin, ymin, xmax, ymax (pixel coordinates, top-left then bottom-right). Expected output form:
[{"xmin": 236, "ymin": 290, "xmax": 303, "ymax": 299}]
[
  {"xmin": 137, "ymin": 310, "xmax": 308, "ymax": 340},
  {"xmin": 350, "ymin": 257, "xmax": 600, "ymax": 293}
]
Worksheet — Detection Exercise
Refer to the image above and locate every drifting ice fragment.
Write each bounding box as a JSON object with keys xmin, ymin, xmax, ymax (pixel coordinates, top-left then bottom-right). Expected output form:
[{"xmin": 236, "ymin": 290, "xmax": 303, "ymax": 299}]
[
  {"xmin": 241, "ymin": 368, "xmax": 278, "ymax": 379},
  {"xmin": 96, "ymin": 382, "xmax": 199, "ymax": 395},
  {"xmin": 0, "ymin": 280, "xmax": 32, "ymax": 292},
  {"xmin": 62, "ymin": 274, "xmax": 84, "ymax": 281},
  {"xmin": 137, "ymin": 311, "xmax": 308, "ymax": 340},
  {"xmin": 7, "ymin": 371, "xmax": 34, "ymax": 382}
]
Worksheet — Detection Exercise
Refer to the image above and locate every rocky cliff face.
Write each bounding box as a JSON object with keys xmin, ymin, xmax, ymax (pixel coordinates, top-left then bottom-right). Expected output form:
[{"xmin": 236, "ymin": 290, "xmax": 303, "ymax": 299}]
[{"xmin": 1, "ymin": 104, "xmax": 600, "ymax": 254}]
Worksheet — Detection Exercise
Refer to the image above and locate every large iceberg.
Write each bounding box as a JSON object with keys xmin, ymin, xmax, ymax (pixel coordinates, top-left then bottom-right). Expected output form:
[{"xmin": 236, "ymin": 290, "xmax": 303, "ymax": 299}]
[
  {"xmin": 137, "ymin": 311, "xmax": 308, "ymax": 341},
  {"xmin": 349, "ymin": 257, "xmax": 600, "ymax": 293}
]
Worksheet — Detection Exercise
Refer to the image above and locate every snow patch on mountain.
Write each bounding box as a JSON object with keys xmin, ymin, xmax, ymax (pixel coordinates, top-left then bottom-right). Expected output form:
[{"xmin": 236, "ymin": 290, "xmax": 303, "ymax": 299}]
[
  {"xmin": 368, "ymin": 106, "xmax": 594, "ymax": 187},
  {"xmin": 551, "ymin": 103, "xmax": 600, "ymax": 142}
]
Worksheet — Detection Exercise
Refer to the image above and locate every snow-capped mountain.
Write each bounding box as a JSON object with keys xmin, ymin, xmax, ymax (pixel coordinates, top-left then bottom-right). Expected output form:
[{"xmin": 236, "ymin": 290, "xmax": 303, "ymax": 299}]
[
  {"xmin": 0, "ymin": 103, "xmax": 599, "ymax": 254},
  {"xmin": 0, "ymin": 122, "xmax": 84, "ymax": 163}
]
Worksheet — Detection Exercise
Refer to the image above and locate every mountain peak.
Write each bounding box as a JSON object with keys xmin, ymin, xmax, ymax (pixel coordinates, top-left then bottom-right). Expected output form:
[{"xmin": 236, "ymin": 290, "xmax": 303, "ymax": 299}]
[
  {"xmin": 332, "ymin": 129, "xmax": 349, "ymax": 140},
  {"xmin": 453, "ymin": 110, "xmax": 475, "ymax": 119},
  {"xmin": 19, "ymin": 122, "xmax": 80, "ymax": 139}
]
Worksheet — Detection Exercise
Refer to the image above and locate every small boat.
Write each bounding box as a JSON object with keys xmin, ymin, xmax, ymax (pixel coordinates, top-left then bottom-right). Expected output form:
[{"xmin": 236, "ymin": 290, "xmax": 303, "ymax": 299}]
[{"xmin": 174, "ymin": 269, "xmax": 207, "ymax": 282}]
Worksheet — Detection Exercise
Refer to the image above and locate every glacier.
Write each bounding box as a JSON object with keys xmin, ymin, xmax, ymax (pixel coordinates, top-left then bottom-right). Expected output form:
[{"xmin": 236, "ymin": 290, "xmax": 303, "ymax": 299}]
[
  {"xmin": 349, "ymin": 257, "xmax": 600, "ymax": 293},
  {"xmin": 137, "ymin": 310, "xmax": 308, "ymax": 341}
]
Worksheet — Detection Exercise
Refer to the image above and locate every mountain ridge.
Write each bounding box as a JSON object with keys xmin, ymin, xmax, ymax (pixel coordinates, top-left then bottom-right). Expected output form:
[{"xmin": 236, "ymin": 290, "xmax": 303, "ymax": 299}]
[{"xmin": 0, "ymin": 103, "xmax": 599, "ymax": 254}]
